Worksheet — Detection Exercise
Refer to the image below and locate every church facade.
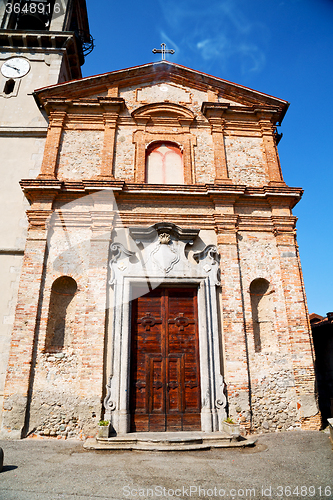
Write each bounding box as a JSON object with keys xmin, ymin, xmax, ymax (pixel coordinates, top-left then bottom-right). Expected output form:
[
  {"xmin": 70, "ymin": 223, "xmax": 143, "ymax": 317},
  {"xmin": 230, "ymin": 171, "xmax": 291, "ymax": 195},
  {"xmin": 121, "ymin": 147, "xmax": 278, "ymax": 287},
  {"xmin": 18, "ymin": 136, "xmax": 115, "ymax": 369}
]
[{"xmin": 0, "ymin": 59, "xmax": 320, "ymax": 439}]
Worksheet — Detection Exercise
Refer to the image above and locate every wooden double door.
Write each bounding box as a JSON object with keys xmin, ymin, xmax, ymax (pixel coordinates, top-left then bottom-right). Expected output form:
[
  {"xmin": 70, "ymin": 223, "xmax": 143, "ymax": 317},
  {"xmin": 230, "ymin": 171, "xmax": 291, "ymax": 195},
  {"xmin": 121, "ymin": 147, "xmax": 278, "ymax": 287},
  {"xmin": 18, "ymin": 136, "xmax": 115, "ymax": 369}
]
[{"xmin": 130, "ymin": 287, "xmax": 201, "ymax": 432}]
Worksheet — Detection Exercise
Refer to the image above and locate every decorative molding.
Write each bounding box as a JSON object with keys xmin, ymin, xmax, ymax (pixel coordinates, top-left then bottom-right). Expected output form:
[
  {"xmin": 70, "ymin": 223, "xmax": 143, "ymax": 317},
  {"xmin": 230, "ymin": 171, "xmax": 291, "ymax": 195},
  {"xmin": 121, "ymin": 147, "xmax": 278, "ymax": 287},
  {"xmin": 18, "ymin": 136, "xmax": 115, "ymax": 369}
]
[
  {"xmin": 132, "ymin": 102, "xmax": 195, "ymax": 124},
  {"xmin": 104, "ymin": 376, "xmax": 116, "ymax": 421},
  {"xmin": 0, "ymin": 127, "xmax": 47, "ymax": 137},
  {"xmin": 26, "ymin": 210, "xmax": 54, "ymax": 231},
  {"xmin": 215, "ymin": 375, "xmax": 227, "ymax": 410},
  {"xmin": 109, "ymin": 242, "xmax": 136, "ymax": 285},
  {"xmin": 0, "ymin": 249, "xmax": 25, "ymax": 255},
  {"xmin": 129, "ymin": 222, "xmax": 199, "ymax": 243},
  {"xmin": 193, "ymin": 245, "xmax": 221, "ymax": 286}
]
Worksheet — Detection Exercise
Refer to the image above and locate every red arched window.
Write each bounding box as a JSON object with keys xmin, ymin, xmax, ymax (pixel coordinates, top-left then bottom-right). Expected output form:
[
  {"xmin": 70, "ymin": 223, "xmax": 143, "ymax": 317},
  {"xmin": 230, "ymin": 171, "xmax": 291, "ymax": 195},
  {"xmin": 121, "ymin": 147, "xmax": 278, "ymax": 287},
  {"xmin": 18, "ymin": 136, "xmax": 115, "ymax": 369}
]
[{"xmin": 146, "ymin": 142, "xmax": 184, "ymax": 184}]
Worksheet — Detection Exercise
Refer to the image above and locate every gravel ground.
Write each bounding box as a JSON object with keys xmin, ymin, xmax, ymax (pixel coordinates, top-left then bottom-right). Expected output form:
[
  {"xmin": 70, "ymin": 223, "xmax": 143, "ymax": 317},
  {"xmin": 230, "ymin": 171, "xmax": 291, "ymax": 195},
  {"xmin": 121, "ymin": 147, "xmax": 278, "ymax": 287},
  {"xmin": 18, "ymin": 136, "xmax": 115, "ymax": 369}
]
[{"xmin": 0, "ymin": 431, "xmax": 332, "ymax": 500}]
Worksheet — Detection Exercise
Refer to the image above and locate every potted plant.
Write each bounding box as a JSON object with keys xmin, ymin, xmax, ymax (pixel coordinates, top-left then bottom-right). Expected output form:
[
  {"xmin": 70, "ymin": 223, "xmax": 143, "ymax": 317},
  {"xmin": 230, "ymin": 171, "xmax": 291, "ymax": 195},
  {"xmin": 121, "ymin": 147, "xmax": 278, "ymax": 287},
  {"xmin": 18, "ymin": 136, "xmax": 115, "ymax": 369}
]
[
  {"xmin": 221, "ymin": 417, "xmax": 240, "ymax": 438},
  {"xmin": 97, "ymin": 420, "xmax": 110, "ymax": 439}
]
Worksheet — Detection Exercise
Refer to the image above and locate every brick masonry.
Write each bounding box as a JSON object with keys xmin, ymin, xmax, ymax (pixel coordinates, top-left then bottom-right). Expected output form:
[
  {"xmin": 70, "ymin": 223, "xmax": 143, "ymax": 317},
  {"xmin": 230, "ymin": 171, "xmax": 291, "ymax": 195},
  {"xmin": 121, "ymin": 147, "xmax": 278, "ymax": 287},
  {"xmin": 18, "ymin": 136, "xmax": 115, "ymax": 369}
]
[{"xmin": 0, "ymin": 62, "xmax": 319, "ymax": 439}]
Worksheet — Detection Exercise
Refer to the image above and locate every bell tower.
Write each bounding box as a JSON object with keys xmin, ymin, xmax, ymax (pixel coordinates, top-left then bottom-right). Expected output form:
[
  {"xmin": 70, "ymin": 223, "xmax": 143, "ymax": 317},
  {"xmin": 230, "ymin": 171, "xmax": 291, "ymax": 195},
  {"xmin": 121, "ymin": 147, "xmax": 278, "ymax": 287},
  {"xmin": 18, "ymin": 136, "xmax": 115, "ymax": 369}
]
[{"xmin": 0, "ymin": 0, "xmax": 93, "ymax": 428}]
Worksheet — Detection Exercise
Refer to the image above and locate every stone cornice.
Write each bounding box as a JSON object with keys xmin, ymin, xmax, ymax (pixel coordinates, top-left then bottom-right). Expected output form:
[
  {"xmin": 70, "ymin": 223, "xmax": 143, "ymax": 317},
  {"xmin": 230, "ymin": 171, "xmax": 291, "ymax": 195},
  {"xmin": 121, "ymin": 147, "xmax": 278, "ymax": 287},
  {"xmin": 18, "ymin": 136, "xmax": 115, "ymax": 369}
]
[
  {"xmin": 129, "ymin": 222, "xmax": 199, "ymax": 242},
  {"xmin": 0, "ymin": 127, "xmax": 47, "ymax": 137},
  {"xmin": 38, "ymin": 97, "xmax": 125, "ymax": 116},
  {"xmin": 0, "ymin": 30, "xmax": 77, "ymax": 49},
  {"xmin": 201, "ymin": 102, "xmax": 283, "ymax": 125},
  {"xmin": 19, "ymin": 179, "xmax": 303, "ymax": 206}
]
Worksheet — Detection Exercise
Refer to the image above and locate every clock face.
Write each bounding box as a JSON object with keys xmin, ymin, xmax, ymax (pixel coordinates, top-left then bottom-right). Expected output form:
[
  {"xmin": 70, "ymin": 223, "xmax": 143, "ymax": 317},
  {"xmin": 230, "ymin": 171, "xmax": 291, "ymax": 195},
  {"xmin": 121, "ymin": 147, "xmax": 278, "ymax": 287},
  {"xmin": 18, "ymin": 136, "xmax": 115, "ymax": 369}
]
[{"xmin": 1, "ymin": 58, "xmax": 30, "ymax": 79}]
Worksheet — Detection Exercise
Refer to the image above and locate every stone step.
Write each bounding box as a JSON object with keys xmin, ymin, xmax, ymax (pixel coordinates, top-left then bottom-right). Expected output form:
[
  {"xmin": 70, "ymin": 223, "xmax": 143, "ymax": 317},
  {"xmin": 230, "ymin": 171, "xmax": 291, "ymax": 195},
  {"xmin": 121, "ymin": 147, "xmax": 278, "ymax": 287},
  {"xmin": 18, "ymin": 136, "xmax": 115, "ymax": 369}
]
[{"xmin": 84, "ymin": 431, "xmax": 257, "ymax": 451}]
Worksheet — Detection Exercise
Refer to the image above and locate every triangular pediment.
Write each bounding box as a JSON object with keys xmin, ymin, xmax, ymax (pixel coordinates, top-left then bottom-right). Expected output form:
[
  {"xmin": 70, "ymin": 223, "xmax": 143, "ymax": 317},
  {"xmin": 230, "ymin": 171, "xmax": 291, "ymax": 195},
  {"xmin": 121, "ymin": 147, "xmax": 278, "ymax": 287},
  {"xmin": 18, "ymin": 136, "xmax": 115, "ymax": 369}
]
[{"xmin": 34, "ymin": 61, "xmax": 288, "ymax": 120}]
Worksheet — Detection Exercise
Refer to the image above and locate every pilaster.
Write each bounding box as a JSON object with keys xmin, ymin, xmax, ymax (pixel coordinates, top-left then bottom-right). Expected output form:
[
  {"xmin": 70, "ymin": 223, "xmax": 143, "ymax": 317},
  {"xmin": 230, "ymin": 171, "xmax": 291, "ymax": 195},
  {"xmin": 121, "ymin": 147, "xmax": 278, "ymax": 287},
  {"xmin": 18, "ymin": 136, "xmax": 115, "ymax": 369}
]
[
  {"xmin": 99, "ymin": 100, "xmax": 124, "ymax": 179},
  {"xmin": 37, "ymin": 108, "xmax": 67, "ymax": 179},
  {"xmin": 273, "ymin": 219, "xmax": 319, "ymax": 428},
  {"xmin": 201, "ymin": 103, "xmax": 231, "ymax": 183},
  {"xmin": 214, "ymin": 211, "xmax": 251, "ymax": 431},
  {"xmin": 259, "ymin": 119, "xmax": 285, "ymax": 186},
  {"xmin": 79, "ymin": 198, "xmax": 115, "ymax": 421},
  {"xmin": 1, "ymin": 200, "xmax": 55, "ymax": 438}
]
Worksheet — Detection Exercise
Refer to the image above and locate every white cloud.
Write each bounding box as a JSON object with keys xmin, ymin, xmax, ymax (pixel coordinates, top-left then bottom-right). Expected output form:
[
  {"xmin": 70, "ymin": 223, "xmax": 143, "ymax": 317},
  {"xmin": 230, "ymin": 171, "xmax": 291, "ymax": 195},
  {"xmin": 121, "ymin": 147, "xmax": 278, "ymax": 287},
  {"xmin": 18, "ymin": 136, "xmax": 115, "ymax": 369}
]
[{"xmin": 157, "ymin": 0, "xmax": 267, "ymax": 74}]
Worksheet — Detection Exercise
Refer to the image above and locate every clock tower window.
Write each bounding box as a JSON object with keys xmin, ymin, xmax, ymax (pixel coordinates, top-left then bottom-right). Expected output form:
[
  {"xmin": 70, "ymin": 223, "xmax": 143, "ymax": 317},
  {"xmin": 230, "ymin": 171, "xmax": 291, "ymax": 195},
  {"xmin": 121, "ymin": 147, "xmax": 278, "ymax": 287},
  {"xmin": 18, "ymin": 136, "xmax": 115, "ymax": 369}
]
[{"xmin": 4, "ymin": 79, "xmax": 15, "ymax": 95}]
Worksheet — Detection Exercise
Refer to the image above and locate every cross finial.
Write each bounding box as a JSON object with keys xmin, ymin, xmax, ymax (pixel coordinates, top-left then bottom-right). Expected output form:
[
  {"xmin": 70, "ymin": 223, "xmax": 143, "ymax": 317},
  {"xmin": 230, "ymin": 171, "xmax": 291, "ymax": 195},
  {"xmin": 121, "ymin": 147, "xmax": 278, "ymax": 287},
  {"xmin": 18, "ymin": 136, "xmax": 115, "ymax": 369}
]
[{"xmin": 152, "ymin": 43, "xmax": 175, "ymax": 61}]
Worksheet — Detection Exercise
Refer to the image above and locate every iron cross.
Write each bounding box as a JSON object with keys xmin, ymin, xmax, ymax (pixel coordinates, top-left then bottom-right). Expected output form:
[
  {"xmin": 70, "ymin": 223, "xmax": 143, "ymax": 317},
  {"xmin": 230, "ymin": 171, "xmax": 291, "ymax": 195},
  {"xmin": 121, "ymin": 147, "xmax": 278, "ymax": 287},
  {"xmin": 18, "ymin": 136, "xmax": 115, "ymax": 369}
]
[{"xmin": 152, "ymin": 43, "xmax": 175, "ymax": 60}]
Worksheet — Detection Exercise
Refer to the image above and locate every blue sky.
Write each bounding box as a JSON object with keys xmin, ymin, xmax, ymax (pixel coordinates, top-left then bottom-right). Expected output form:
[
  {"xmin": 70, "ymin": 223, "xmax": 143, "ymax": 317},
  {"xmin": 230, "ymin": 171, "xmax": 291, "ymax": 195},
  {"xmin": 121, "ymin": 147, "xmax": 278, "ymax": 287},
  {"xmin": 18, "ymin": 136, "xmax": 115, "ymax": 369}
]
[{"xmin": 82, "ymin": 0, "xmax": 333, "ymax": 316}]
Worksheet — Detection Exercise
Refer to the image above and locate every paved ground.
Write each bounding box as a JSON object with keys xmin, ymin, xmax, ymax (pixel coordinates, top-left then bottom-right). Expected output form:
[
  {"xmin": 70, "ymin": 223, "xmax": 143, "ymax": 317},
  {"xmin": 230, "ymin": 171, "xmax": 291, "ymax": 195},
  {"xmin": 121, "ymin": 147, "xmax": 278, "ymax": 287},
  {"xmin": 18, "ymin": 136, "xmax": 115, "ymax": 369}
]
[{"xmin": 0, "ymin": 431, "xmax": 332, "ymax": 500}]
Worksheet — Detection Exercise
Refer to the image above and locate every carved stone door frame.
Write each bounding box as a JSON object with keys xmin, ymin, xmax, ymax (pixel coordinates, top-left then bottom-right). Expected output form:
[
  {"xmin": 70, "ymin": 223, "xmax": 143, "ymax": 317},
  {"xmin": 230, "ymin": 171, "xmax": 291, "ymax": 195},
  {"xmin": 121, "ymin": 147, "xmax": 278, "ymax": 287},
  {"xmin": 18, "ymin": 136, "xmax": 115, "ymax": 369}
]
[{"xmin": 104, "ymin": 223, "xmax": 226, "ymax": 435}]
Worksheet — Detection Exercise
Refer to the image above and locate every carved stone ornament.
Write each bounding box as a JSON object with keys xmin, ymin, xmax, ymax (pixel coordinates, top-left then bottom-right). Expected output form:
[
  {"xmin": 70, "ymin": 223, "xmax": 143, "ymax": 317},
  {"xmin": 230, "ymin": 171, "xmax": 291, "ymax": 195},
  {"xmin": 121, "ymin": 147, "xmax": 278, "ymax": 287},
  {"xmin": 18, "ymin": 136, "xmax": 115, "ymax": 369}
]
[
  {"xmin": 109, "ymin": 223, "xmax": 221, "ymax": 286},
  {"xmin": 215, "ymin": 374, "xmax": 227, "ymax": 410},
  {"xmin": 193, "ymin": 245, "xmax": 221, "ymax": 286},
  {"xmin": 159, "ymin": 233, "xmax": 170, "ymax": 245},
  {"xmin": 103, "ymin": 376, "xmax": 116, "ymax": 420},
  {"xmin": 109, "ymin": 242, "xmax": 136, "ymax": 285},
  {"xmin": 150, "ymin": 238, "xmax": 179, "ymax": 273}
]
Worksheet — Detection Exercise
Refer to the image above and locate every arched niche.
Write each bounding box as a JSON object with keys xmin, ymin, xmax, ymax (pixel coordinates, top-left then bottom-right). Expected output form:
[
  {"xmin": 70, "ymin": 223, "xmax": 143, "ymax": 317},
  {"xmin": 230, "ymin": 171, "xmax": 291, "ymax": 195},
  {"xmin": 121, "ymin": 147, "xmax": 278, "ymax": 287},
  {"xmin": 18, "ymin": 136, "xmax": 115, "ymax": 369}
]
[
  {"xmin": 146, "ymin": 141, "xmax": 184, "ymax": 184},
  {"xmin": 250, "ymin": 278, "xmax": 273, "ymax": 353},
  {"xmin": 45, "ymin": 276, "xmax": 77, "ymax": 351}
]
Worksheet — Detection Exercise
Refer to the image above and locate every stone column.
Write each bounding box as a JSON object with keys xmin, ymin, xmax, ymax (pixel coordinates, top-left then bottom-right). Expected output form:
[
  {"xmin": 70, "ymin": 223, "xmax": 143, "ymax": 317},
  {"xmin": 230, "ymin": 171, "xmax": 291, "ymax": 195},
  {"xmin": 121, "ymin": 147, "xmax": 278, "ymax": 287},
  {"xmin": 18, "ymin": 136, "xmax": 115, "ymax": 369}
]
[
  {"xmin": 214, "ymin": 209, "xmax": 251, "ymax": 432},
  {"xmin": 38, "ymin": 110, "xmax": 67, "ymax": 179},
  {"xmin": 79, "ymin": 195, "xmax": 115, "ymax": 436},
  {"xmin": 1, "ymin": 203, "xmax": 54, "ymax": 438},
  {"xmin": 273, "ymin": 218, "xmax": 320, "ymax": 429},
  {"xmin": 259, "ymin": 120, "xmax": 285, "ymax": 185}
]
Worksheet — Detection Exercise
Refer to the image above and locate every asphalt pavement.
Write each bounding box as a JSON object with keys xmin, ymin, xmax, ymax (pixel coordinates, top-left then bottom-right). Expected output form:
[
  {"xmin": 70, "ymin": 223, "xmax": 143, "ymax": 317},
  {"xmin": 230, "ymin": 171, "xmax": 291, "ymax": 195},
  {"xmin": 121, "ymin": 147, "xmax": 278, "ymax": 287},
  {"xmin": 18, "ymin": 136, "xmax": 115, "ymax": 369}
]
[{"xmin": 0, "ymin": 430, "xmax": 332, "ymax": 500}]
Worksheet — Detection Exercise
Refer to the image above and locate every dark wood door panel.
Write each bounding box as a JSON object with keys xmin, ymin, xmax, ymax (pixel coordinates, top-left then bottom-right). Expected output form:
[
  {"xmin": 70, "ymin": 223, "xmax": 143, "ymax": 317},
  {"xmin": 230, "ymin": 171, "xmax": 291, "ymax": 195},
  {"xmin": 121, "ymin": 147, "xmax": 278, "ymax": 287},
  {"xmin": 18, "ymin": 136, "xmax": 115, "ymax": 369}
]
[
  {"xmin": 148, "ymin": 354, "xmax": 165, "ymax": 413},
  {"xmin": 130, "ymin": 287, "xmax": 201, "ymax": 432}
]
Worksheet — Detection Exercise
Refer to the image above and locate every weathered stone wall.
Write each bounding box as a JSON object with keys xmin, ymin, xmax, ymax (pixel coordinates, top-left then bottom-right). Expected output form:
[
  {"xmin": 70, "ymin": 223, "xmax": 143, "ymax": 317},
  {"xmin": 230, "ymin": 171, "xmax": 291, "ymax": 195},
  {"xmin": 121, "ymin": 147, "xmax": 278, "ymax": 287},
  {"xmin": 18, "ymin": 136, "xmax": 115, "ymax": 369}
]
[
  {"xmin": 25, "ymin": 221, "xmax": 95, "ymax": 438},
  {"xmin": 119, "ymin": 82, "xmax": 208, "ymax": 116},
  {"xmin": 221, "ymin": 229, "xmax": 318, "ymax": 433},
  {"xmin": 192, "ymin": 129, "xmax": 215, "ymax": 183},
  {"xmin": 113, "ymin": 127, "xmax": 135, "ymax": 180},
  {"xmin": 57, "ymin": 131, "xmax": 103, "ymax": 180},
  {"xmin": 225, "ymin": 136, "xmax": 268, "ymax": 186},
  {"xmin": 2, "ymin": 199, "xmax": 113, "ymax": 439}
]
